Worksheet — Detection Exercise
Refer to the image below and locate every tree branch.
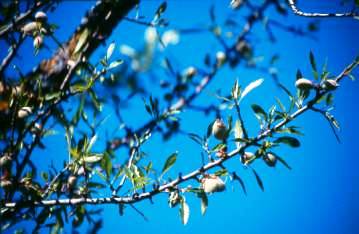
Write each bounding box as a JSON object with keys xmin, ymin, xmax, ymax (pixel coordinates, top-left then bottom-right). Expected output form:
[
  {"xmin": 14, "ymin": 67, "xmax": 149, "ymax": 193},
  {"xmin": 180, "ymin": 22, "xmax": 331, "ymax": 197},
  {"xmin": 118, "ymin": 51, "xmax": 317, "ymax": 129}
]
[
  {"xmin": 5, "ymin": 57, "xmax": 357, "ymax": 209},
  {"xmin": 288, "ymin": 0, "xmax": 359, "ymax": 18}
]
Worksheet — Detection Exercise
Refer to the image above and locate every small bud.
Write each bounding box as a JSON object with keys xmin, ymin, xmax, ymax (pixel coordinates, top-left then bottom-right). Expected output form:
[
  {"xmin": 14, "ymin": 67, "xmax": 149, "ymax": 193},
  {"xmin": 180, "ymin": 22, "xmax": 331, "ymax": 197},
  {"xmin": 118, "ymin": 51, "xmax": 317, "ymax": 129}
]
[
  {"xmin": 240, "ymin": 152, "xmax": 256, "ymax": 165},
  {"xmin": 168, "ymin": 191, "xmax": 181, "ymax": 208},
  {"xmin": 21, "ymin": 22, "xmax": 39, "ymax": 35},
  {"xmin": 236, "ymin": 40, "xmax": 252, "ymax": 58},
  {"xmin": 17, "ymin": 107, "xmax": 32, "ymax": 118},
  {"xmin": 67, "ymin": 59, "xmax": 76, "ymax": 69},
  {"xmin": 33, "ymin": 36, "xmax": 43, "ymax": 49},
  {"xmin": 322, "ymin": 79, "xmax": 339, "ymax": 91},
  {"xmin": 216, "ymin": 51, "xmax": 226, "ymax": 67},
  {"xmin": 295, "ymin": 78, "xmax": 314, "ymax": 90},
  {"xmin": 0, "ymin": 155, "xmax": 12, "ymax": 168},
  {"xmin": 184, "ymin": 66, "xmax": 197, "ymax": 78},
  {"xmin": 0, "ymin": 179, "xmax": 12, "ymax": 188},
  {"xmin": 35, "ymin": 11, "xmax": 47, "ymax": 22},
  {"xmin": 67, "ymin": 175, "xmax": 77, "ymax": 187},
  {"xmin": 212, "ymin": 119, "xmax": 227, "ymax": 141},
  {"xmin": 40, "ymin": 28, "xmax": 48, "ymax": 34},
  {"xmin": 230, "ymin": 0, "xmax": 243, "ymax": 10},
  {"xmin": 263, "ymin": 153, "xmax": 277, "ymax": 167},
  {"xmin": 216, "ymin": 145, "xmax": 227, "ymax": 158},
  {"xmin": 11, "ymin": 85, "xmax": 22, "ymax": 96},
  {"xmin": 0, "ymin": 82, "xmax": 4, "ymax": 94},
  {"xmin": 77, "ymin": 166, "xmax": 85, "ymax": 176},
  {"xmin": 201, "ymin": 175, "xmax": 226, "ymax": 193}
]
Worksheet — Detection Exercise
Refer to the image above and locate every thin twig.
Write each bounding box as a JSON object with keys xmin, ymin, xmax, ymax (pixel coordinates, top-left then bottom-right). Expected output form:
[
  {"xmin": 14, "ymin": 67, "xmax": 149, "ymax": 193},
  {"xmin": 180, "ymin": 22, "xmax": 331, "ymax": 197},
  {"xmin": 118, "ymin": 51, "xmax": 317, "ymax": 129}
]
[{"xmin": 288, "ymin": 0, "xmax": 359, "ymax": 18}]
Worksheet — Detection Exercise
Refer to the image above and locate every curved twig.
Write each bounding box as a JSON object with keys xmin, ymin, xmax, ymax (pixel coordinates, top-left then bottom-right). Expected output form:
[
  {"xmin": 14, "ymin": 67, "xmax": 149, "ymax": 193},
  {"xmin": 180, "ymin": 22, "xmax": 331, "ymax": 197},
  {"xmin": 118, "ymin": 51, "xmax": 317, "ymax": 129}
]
[{"xmin": 288, "ymin": 0, "xmax": 359, "ymax": 18}]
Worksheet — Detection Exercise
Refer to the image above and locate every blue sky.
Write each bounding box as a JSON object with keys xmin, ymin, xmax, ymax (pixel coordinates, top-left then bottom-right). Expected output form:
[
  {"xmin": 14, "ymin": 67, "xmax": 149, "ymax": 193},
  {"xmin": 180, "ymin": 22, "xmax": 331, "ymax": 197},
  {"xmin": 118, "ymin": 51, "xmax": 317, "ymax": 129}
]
[{"xmin": 3, "ymin": 0, "xmax": 359, "ymax": 233}]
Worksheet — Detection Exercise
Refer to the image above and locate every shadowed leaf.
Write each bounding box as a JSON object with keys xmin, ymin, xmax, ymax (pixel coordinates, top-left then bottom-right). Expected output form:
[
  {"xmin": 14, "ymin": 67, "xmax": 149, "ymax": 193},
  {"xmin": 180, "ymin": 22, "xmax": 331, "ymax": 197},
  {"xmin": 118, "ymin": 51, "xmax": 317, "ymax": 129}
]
[{"xmin": 252, "ymin": 168, "xmax": 264, "ymax": 191}]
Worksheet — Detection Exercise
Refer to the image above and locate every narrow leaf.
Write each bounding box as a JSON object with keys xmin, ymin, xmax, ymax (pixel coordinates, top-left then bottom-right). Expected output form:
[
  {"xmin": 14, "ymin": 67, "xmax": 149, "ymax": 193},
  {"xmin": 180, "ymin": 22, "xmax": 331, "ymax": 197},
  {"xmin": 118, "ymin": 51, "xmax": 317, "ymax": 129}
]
[
  {"xmin": 232, "ymin": 172, "xmax": 247, "ymax": 195},
  {"xmin": 200, "ymin": 193, "xmax": 208, "ymax": 215},
  {"xmin": 252, "ymin": 168, "xmax": 264, "ymax": 191},
  {"xmin": 180, "ymin": 198, "xmax": 190, "ymax": 225},
  {"xmin": 74, "ymin": 28, "xmax": 89, "ymax": 54},
  {"xmin": 106, "ymin": 42, "xmax": 116, "ymax": 60},
  {"xmin": 234, "ymin": 120, "xmax": 243, "ymax": 148},
  {"xmin": 161, "ymin": 152, "xmax": 178, "ymax": 176},
  {"xmin": 239, "ymin": 78, "xmax": 264, "ymax": 102},
  {"xmin": 84, "ymin": 154, "xmax": 103, "ymax": 163}
]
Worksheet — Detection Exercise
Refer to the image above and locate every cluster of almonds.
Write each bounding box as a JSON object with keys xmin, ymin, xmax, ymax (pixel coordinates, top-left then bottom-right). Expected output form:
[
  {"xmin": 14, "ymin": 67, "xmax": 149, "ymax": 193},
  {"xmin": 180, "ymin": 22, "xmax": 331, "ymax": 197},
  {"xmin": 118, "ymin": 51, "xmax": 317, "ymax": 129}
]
[
  {"xmin": 295, "ymin": 77, "xmax": 339, "ymax": 91},
  {"xmin": 21, "ymin": 11, "xmax": 48, "ymax": 49},
  {"xmin": 240, "ymin": 151, "xmax": 277, "ymax": 167}
]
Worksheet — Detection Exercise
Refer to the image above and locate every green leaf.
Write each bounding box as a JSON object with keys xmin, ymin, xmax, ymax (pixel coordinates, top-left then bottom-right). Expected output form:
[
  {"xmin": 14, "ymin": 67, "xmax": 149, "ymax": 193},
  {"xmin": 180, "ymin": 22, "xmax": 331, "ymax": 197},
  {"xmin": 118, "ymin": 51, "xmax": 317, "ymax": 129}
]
[
  {"xmin": 161, "ymin": 152, "xmax": 178, "ymax": 176},
  {"xmin": 106, "ymin": 42, "xmax": 115, "ymax": 60},
  {"xmin": 276, "ymin": 155, "xmax": 292, "ymax": 170},
  {"xmin": 274, "ymin": 136, "xmax": 300, "ymax": 148},
  {"xmin": 180, "ymin": 198, "xmax": 190, "ymax": 225},
  {"xmin": 101, "ymin": 153, "xmax": 112, "ymax": 178},
  {"xmin": 239, "ymin": 78, "xmax": 264, "ymax": 102},
  {"xmin": 276, "ymin": 126, "xmax": 303, "ymax": 136},
  {"xmin": 296, "ymin": 69, "xmax": 303, "ymax": 80},
  {"xmin": 309, "ymin": 51, "xmax": 318, "ymax": 80},
  {"xmin": 200, "ymin": 193, "xmax": 208, "ymax": 215},
  {"xmin": 206, "ymin": 120, "xmax": 215, "ymax": 139},
  {"xmin": 232, "ymin": 172, "xmax": 246, "ymax": 195},
  {"xmin": 188, "ymin": 133, "xmax": 203, "ymax": 146},
  {"xmin": 41, "ymin": 172, "xmax": 48, "ymax": 181},
  {"xmin": 214, "ymin": 168, "xmax": 228, "ymax": 177},
  {"xmin": 275, "ymin": 97, "xmax": 286, "ymax": 113},
  {"xmin": 325, "ymin": 93, "xmax": 334, "ymax": 106},
  {"xmin": 251, "ymin": 104, "xmax": 267, "ymax": 121},
  {"xmin": 211, "ymin": 143, "xmax": 226, "ymax": 152},
  {"xmin": 252, "ymin": 168, "xmax": 264, "ymax": 191},
  {"xmin": 89, "ymin": 89, "xmax": 102, "ymax": 112}
]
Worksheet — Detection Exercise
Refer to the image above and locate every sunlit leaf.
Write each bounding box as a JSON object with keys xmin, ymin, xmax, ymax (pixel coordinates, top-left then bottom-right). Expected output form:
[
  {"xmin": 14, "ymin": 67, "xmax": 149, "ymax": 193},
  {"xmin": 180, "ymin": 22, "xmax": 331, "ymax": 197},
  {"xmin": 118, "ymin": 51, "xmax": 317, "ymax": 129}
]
[
  {"xmin": 239, "ymin": 78, "xmax": 264, "ymax": 102},
  {"xmin": 180, "ymin": 198, "xmax": 190, "ymax": 225},
  {"xmin": 309, "ymin": 51, "xmax": 318, "ymax": 80},
  {"xmin": 108, "ymin": 59, "xmax": 123, "ymax": 70},
  {"xmin": 74, "ymin": 28, "xmax": 89, "ymax": 55},
  {"xmin": 84, "ymin": 153, "xmax": 103, "ymax": 163},
  {"xmin": 200, "ymin": 193, "xmax": 208, "ymax": 215},
  {"xmin": 106, "ymin": 42, "xmax": 116, "ymax": 60},
  {"xmin": 234, "ymin": 120, "xmax": 243, "ymax": 148}
]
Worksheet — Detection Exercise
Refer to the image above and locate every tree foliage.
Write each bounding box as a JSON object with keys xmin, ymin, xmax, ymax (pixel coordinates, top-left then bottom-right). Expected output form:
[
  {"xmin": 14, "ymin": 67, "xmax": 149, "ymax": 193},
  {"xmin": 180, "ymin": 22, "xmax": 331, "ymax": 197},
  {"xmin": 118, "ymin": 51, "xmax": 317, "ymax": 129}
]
[{"xmin": 0, "ymin": 0, "xmax": 358, "ymax": 233}]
